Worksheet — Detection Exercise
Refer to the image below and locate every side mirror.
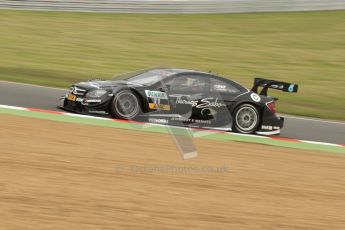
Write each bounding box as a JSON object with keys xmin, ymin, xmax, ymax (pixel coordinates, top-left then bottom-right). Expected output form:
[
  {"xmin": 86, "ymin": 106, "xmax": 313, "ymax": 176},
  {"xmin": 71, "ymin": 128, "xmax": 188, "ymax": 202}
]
[{"xmin": 158, "ymin": 85, "xmax": 170, "ymax": 92}]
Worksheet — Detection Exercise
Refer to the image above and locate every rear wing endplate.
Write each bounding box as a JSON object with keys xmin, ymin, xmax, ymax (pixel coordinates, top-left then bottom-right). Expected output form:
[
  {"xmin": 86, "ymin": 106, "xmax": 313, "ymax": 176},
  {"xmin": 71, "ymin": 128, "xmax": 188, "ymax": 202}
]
[{"xmin": 251, "ymin": 78, "xmax": 298, "ymax": 96}]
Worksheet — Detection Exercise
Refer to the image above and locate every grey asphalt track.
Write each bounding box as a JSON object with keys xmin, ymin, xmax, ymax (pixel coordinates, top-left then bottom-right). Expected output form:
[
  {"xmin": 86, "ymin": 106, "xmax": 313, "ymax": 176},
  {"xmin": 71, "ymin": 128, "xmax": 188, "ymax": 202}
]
[{"xmin": 0, "ymin": 80, "xmax": 344, "ymax": 144}]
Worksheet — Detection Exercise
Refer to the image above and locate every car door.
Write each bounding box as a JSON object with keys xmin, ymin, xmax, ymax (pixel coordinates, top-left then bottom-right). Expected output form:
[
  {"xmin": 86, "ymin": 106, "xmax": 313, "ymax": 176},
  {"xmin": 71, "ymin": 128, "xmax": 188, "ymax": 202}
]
[
  {"xmin": 142, "ymin": 73, "xmax": 208, "ymax": 126},
  {"xmin": 162, "ymin": 73, "xmax": 236, "ymax": 128},
  {"xmin": 166, "ymin": 73, "xmax": 209, "ymax": 117},
  {"xmin": 141, "ymin": 74, "xmax": 205, "ymax": 117},
  {"xmin": 206, "ymin": 77, "xmax": 244, "ymax": 128},
  {"xmin": 158, "ymin": 74, "xmax": 240, "ymax": 129}
]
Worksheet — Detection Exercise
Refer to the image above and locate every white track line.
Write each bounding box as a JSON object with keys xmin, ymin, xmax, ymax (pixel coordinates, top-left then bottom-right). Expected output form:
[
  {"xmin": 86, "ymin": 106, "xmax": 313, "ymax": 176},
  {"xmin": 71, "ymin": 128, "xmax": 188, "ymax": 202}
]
[
  {"xmin": 280, "ymin": 114, "xmax": 345, "ymax": 125},
  {"xmin": 300, "ymin": 140, "xmax": 343, "ymax": 147},
  {"xmin": 230, "ymin": 132, "xmax": 269, "ymax": 138},
  {"xmin": 0, "ymin": 103, "xmax": 344, "ymax": 148},
  {"xmin": 63, "ymin": 113, "xmax": 110, "ymax": 120},
  {"xmin": 0, "ymin": 104, "xmax": 27, "ymax": 110},
  {"xmin": 0, "ymin": 80, "xmax": 67, "ymax": 91}
]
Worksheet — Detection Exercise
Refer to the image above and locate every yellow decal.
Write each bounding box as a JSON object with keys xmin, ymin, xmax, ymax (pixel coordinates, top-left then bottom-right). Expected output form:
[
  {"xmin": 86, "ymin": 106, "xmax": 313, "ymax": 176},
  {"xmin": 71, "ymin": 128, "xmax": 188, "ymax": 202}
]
[
  {"xmin": 67, "ymin": 93, "xmax": 77, "ymax": 101},
  {"xmin": 149, "ymin": 103, "xmax": 171, "ymax": 111}
]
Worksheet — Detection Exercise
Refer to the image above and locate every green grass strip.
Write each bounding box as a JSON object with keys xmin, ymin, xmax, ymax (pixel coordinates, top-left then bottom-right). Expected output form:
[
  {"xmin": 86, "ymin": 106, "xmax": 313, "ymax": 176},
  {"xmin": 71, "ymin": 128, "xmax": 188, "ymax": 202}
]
[{"xmin": 1, "ymin": 107, "xmax": 344, "ymax": 154}]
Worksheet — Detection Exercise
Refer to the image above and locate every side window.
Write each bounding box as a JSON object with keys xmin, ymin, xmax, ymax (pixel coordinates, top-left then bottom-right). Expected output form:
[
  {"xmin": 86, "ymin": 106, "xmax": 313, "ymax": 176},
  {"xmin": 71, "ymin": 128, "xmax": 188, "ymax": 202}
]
[
  {"xmin": 162, "ymin": 77, "xmax": 174, "ymax": 89},
  {"xmin": 210, "ymin": 78, "xmax": 240, "ymax": 94},
  {"xmin": 170, "ymin": 75, "xmax": 207, "ymax": 93}
]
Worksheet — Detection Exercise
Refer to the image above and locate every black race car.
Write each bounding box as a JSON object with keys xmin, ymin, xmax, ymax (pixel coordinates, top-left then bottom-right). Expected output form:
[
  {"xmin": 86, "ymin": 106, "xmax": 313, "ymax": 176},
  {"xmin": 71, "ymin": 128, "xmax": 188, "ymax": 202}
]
[{"xmin": 60, "ymin": 68, "xmax": 298, "ymax": 135}]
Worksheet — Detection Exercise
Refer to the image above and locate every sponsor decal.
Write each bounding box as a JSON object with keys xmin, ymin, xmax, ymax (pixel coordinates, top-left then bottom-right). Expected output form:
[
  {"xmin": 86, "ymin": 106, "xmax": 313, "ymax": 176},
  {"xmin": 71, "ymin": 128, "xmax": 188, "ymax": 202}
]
[
  {"xmin": 174, "ymin": 95, "xmax": 226, "ymax": 108},
  {"xmin": 250, "ymin": 93, "xmax": 261, "ymax": 102},
  {"xmin": 149, "ymin": 103, "xmax": 171, "ymax": 111},
  {"xmin": 85, "ymin": 99, "xmax": 102, "ymax": 103},
  {"xmin": 213, "ymin": 84, "xmax": 227, "ymax": 91},
  {"xmin": 145, "ymin": 90, "xmax": 168, "ymax": 99},
  {"xmin": 270, "ymin": 84, "xmax": 284, "ymax": 90},
  {"xmin": 261, "ymin": 125, "xmax": 280, "ymax": 131},
  {"xmin": 66, "ymin": 93, "xmax": 77, "ymax": 101},
  {"xmin": 88, "ymin": 110, "xmax": 108, "ymax": 115},
  {"xmin": 148, "ymin": 118, "xmax": 169, "ymax": 124},
  {"xmin": 262, "ymin": 125, "xmax": 273, "ymax": 130},
  {"xmin": 288, "ymin": 84, "xmax": 295, "ymax": 92},
  {"xmin": 201, "ymin": 108, "xmax": 217, "ymax": 116},
  {"xmin": 171, "ymin": 117, "xmax": 212, "ymax": 125}
]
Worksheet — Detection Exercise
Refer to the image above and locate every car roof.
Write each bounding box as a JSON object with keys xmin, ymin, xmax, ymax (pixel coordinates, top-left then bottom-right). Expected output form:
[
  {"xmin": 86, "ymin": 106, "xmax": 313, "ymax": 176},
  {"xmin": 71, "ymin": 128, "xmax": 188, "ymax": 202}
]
[
  {"xmin": 154, "ymin": 67, "xmax": 210, "ymax": 75},
  {"xmin": 156, "ymin": 67, "xmax": 248, "ymax": 92}
]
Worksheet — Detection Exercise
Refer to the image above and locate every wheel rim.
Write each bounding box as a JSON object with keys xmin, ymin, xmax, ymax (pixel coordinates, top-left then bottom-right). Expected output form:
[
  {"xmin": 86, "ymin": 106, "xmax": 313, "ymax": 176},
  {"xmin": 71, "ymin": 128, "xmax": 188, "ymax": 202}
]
[
  {"xmin": 235, "ymin": 106, "xmax": 258, "ymax": 132},
  {"xmin": 114, "ymin": 91, "xmax": 139, "ymax": 119}
]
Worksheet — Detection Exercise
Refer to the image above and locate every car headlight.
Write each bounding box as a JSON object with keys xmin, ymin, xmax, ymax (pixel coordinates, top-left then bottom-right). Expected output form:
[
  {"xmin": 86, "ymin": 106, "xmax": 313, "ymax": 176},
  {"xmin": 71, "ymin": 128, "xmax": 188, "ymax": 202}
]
[{"xmin": 85, "ymin": 89, "xmax": 107, "ymax": 98}]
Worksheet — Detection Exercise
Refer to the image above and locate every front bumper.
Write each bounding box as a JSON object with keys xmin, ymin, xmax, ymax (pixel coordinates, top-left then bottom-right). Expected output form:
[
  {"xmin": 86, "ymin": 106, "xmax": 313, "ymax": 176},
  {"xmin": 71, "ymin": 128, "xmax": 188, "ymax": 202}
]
[{"xmin": 60, "ymin": 94, "xmax": 111, "ymax": 115}]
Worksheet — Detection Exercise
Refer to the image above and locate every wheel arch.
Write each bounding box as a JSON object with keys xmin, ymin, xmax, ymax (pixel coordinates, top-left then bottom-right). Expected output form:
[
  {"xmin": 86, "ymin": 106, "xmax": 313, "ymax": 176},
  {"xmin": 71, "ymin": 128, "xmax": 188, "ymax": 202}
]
[
  {"xmin": 231, "ymin": 101, "xmax": 264, "ymax": 133},
  {"xmin": 109, "ymin": 87, "xmax": 148, "ymax": 113},
  {"xmin": 128, "ymin": 88, "xmax": 149, "ymax": 113}
]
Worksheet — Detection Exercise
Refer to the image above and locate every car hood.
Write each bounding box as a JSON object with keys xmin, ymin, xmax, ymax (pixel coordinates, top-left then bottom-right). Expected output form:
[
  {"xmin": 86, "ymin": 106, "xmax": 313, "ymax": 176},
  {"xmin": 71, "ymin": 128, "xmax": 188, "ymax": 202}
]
[{"xmin": 73, "ymin": 80, "xmax": 141, "ymax": 91}]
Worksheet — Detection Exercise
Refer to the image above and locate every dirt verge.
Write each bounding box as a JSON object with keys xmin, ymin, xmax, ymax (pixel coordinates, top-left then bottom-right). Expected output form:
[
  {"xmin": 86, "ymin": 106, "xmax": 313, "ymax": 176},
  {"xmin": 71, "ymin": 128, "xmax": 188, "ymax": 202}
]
[{"xmin": 0, "ymin": 115, "xmax": 344, "ymax": 229}]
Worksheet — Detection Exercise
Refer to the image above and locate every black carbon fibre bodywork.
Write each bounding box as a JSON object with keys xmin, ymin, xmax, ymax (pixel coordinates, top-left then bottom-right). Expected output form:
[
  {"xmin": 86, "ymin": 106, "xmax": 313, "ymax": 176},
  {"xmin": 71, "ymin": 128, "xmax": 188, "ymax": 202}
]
[{"xmin": 61, "ymin": 68, "xmax": 296, "ymax": 135}]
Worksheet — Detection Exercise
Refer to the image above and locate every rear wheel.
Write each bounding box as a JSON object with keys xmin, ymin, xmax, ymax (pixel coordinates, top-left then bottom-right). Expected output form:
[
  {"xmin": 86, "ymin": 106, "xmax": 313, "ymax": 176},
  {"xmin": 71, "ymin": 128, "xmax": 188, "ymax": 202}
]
[
  {"xmin": 110, "ymin": 90, "xmax": 141, "ymax": 119},
  {"xmin": 233, "ymin": 104, "xmax": 260, "ymax": 134}
]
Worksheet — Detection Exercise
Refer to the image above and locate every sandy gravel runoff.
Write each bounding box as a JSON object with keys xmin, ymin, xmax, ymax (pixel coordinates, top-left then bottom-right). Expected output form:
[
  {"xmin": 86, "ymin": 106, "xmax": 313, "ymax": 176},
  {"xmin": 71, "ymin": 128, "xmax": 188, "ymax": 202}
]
[{"xmin": 0, "ymin": 114, "xmax": 344, "ymax": 229}]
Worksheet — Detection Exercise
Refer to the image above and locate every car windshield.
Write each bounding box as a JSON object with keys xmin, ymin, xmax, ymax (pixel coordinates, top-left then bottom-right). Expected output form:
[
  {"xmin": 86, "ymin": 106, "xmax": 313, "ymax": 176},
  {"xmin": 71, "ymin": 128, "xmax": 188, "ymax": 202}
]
[{"xmin": 112, "ymin": 68, "xmax": 176, "ymax": 86}]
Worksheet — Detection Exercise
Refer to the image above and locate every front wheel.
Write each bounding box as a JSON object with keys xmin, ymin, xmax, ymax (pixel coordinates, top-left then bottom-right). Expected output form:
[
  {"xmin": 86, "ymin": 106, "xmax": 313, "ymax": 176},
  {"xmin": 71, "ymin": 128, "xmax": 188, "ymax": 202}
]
[
  {"xmin": 110, "ymin": 90, "xmax": 141, "ymax": 119},
  {"xmin": 233, "ymin": 104, "xmax": 260, "ymax": 134}
]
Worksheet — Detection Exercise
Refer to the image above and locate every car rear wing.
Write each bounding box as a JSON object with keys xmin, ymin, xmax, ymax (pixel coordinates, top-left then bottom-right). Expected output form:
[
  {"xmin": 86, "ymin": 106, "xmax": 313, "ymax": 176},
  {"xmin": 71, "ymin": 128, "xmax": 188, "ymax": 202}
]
[{"xmin": 251, "ymin": 78, "xmax": 298, "ymax": 96}]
